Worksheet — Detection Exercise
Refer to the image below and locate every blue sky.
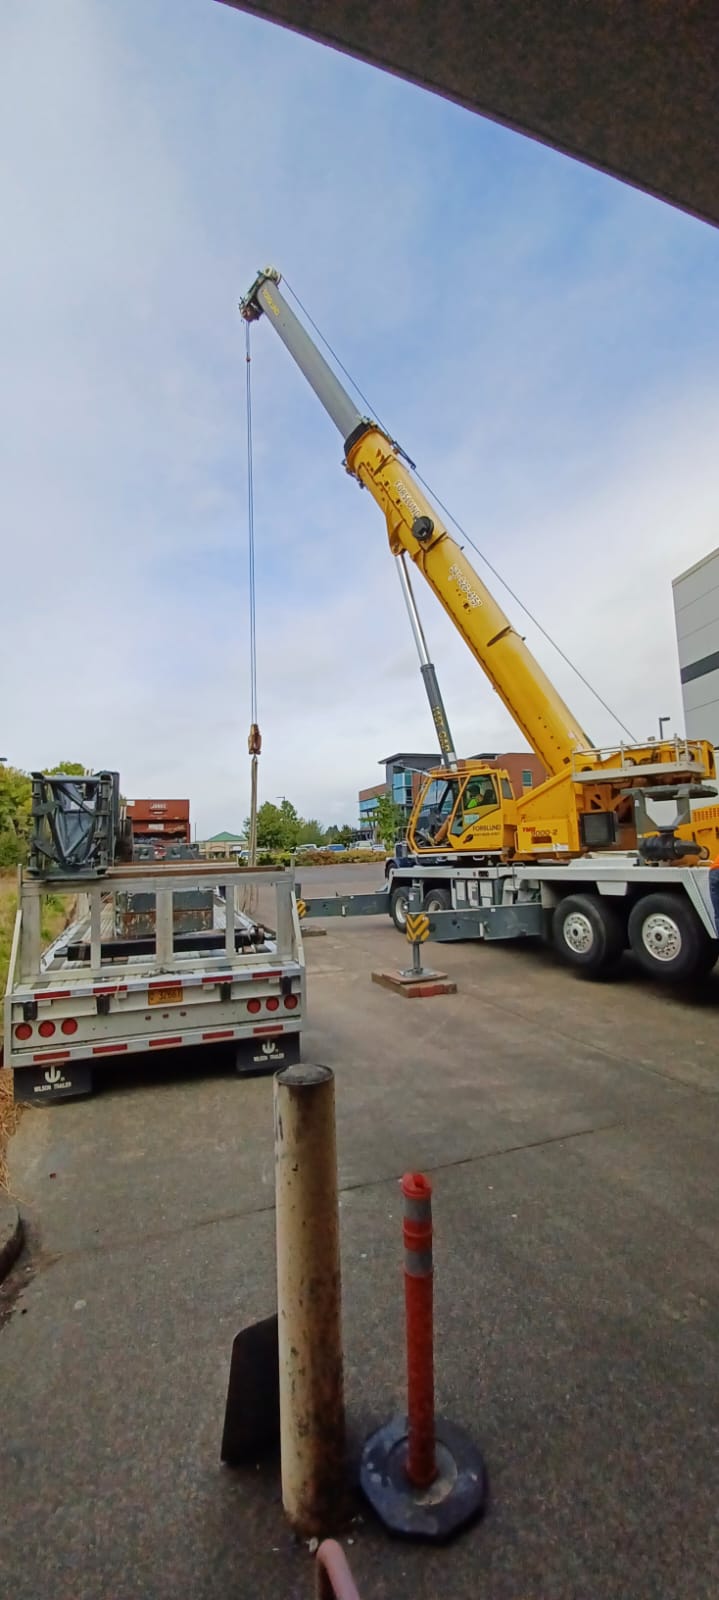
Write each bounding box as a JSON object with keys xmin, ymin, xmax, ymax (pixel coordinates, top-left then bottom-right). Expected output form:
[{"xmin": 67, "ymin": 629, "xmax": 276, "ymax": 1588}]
[{"xmin": 2, "ymin": 0, "xmax": 718, "ymax": 834}]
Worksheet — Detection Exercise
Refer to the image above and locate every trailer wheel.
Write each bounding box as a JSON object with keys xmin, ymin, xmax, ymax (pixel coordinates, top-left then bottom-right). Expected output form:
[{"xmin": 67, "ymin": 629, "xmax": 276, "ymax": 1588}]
[
  {"xmin": 390, "ymin": 886, "xmax": 411, "ymax": 932},
  {"xmin": 552, "ymin": 894, "xmax": 624, "ymax": 978},
  {"xmin": 423, "ymin": 887, "xmax": 451, "ymax": 913},
  {"xmin": 627, "ymin": 893, "xmax": 717, "ymax": 983}
]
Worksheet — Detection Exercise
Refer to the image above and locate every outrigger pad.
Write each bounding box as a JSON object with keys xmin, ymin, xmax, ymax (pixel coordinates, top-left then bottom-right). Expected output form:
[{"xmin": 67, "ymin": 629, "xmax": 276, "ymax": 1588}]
[{"xmin": 371, "ymin": 970, "xmax": 457, "ymax": 1000}]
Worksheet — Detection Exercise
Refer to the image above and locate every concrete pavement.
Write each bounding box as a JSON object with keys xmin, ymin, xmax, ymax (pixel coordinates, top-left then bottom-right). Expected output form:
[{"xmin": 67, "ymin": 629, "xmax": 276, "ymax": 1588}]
[{"xmin": 1, "ymin": 864, "xmax": 719, "ymax": 1599}]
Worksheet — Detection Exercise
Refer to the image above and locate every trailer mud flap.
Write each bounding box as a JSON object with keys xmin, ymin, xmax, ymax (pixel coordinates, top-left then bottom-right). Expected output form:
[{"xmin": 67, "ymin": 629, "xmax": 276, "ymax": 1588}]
[
  {"xmin": 235, "ymin": 1032, "xmax": 301, "ymax": 1077},
  {"xmin": 14, "ymin": 1062, "xmax": 93, "ymax": 1104}
]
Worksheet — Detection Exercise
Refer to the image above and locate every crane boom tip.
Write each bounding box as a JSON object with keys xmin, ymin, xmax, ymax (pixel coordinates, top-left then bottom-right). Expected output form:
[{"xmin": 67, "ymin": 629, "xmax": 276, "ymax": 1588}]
[{"xmin": 239, "ymin": 265, "xmax": 282, "ymax": 320}]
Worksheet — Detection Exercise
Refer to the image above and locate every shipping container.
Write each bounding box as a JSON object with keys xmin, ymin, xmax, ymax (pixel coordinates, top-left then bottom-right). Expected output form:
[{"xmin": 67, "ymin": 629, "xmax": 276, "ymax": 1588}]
[{"xmin": 126, "ymin": 798, "xmax": 191, "ymax": 845}]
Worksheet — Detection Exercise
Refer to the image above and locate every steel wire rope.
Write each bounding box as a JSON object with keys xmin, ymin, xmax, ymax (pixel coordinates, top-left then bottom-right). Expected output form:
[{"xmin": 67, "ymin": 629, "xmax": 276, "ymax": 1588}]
[
  {"xmin": 282, "ymin": 278, "xmax": 636, "ymax": 743},
  {"xmin": 244, "ymin": 321, "xmax": 260, "ymax": 899},
  {"xmin": 245, "ymin": 319, "xmax": 259, "ymax": 728}
]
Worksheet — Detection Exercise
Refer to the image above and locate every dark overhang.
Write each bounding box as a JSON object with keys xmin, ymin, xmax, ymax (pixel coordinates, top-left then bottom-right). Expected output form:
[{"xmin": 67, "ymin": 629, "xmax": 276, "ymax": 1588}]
[{"xmin": 218, "ymin": 1, "xmax": 719, "ymax": 227}]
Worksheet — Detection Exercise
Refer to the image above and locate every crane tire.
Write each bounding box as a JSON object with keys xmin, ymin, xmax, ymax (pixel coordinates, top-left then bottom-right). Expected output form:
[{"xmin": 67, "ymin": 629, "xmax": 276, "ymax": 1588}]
[
  {"xmin": 423, "ymin": 887, "xmax": 451, "ymax": 913},
  {"xmin": 390, "ymin": 886, "xmax": 411, "ymax": 932},
  {"xmin": 552, "ymin": 893, "xmax": 624, "ymax": 979},
  {"xmin": 627, "ymin": 893, "xmax": 717, "ymax": 983}
]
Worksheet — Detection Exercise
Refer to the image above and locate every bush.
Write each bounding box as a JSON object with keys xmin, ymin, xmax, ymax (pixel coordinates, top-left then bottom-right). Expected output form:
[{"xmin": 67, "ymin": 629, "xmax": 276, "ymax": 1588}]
[
  {"xmin": 252, "ymin": 847, "xmax": 384, "ymax": 869},
  {"xmin": 294, "ymin": 849, "xmax": 382, "ymax": 866},
  {"xmin": 0, "ymin": 831, "xmax": 25, "ymax": 869}
]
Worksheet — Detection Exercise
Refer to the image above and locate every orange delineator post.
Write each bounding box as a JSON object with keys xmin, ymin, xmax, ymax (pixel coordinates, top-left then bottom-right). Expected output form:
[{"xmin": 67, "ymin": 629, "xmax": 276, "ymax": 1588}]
[
  {"xmin": 360, "ymin": 1168, "xmax": 487, "ymax": 1540},
  {"xmin": 402, "ymin": 1171, "xmax": 437, "ymax": 1489}
]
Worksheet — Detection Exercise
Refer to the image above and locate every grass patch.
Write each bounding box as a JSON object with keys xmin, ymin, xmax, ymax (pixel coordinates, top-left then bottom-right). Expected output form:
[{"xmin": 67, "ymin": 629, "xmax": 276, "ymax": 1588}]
[{"xmin": 0, "ymin": 875, "xmax": 73, "ymax": 1190}]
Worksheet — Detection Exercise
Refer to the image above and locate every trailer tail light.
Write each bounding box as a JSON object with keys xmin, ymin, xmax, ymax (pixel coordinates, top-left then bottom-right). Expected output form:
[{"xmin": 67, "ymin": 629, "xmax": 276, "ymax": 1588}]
[
  {"xmin": 284, "ymin": 994, "xmax": 299, "ymax": 1011},
  {"xmin": 15, "ymin": 1023, "xmax": 32, "ymax": 1041},
  {"xmin": 247, "ymin": 998, "xmax": 262, "ymax": 1015},
  {"xmin": 61, "ymin": 1018, "xmax": 78, "ymax": 1036},
  {"xmin": 38, "ymin": 1020, "xmax": 56, "ymax": 1038},
  {"xmin": 265, "ymin": 996, "xmax": 280, "ymax": 1012}
]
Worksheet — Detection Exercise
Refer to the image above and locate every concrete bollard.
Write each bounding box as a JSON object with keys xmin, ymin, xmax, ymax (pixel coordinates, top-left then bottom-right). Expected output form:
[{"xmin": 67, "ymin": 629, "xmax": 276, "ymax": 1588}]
[{"xmin": 274, "ymin": 1063, "xmax": 346, "ymax": 1536}]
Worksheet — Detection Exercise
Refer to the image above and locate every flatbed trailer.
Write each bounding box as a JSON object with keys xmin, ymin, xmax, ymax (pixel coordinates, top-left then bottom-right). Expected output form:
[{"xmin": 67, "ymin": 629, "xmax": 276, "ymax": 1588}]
[
  {"xmin": 300, "ymin": 855, "xmax": 719, "ymax": 985},
  {"xmin": 4, "ymin": 863, "xmax": 304, "ymax": 1102}
]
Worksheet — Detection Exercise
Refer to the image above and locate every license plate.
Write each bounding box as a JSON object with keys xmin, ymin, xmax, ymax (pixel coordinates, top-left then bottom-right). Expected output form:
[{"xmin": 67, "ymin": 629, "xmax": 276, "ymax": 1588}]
[{"xmin": 149, "ymin": 984, "xmax": 183, "ymax": 1007}]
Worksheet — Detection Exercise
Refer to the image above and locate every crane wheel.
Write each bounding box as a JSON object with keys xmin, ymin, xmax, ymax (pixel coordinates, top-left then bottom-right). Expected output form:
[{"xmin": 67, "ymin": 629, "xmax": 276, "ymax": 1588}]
[
  {"xmin": 552, "ymin": 893, "xmax": 625, "ymax": 979},
  {"xmin": 423, "ymin": 887, "xmax": 451, "ymax": 913},
  {"xmin": 627, "ymin": 893, "xmax": 718, "ymax": 983},
  {"xmin": 390, "ymin": 886, "xmax": 411, "ymax": 932}
]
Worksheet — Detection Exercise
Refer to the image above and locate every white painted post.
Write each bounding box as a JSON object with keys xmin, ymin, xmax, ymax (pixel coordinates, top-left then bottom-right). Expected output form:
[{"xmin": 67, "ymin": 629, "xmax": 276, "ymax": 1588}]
[{"xmin": 274, "ymin": 1063, "xmax": 345, "ymax": 1536}]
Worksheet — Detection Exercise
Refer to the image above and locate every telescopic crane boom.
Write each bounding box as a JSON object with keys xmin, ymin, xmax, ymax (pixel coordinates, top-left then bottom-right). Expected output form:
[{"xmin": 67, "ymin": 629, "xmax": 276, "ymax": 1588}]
[
  {"xmin": 240, "ymin": 267, "xmax": 591, "ymax": 780},
  {"xmin": 241, "ymin": 266, "xmax": 715, "ymax": 866}
]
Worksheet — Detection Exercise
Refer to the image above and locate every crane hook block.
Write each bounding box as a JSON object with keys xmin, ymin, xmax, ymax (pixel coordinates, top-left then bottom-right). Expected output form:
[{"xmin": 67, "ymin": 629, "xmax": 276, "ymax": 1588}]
[{"xmin": 248, "ymin": 723, "xmax": 262, "ymax": 756}]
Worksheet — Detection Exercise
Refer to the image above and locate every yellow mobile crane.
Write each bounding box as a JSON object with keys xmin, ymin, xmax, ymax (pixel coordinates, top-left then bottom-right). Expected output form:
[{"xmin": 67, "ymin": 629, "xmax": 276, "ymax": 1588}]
[{"xmin": 240, "ymin": 267, "xmax": 719, "ymax": 984}]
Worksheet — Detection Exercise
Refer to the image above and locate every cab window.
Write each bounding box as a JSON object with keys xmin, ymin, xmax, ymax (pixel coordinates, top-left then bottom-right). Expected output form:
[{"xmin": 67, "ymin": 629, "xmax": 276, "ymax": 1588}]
[
  {"xmin": 414, "ymin": 777, "xmax": 460, "ymax": 844},
  {"xmin": 458, "ymin": 774, "xmax": 498, "ymax": 832}
]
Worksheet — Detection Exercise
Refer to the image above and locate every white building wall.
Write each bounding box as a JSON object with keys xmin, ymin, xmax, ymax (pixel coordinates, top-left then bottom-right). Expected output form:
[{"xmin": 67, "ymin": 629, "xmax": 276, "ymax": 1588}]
[{"xmin": 673, "ymin": 546, "xmax": 719, "ymax": 747}]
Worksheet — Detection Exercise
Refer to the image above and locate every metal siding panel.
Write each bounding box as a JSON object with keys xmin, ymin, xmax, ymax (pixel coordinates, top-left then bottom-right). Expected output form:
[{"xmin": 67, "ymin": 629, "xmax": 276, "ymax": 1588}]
[
  {"xmin": 673, "ymin": 552, "xmax": 719, "ymax": 616},
  {"xmin": 685, "ymin": 704, "xmax": 719, "ymax": 746},
  {"xmin": 682, "ymin": 666, "xmax": 719, "ymax": 715},
  {"xmin": 675, "ymin": 611, "xmax": 719, "ymax": 667}
]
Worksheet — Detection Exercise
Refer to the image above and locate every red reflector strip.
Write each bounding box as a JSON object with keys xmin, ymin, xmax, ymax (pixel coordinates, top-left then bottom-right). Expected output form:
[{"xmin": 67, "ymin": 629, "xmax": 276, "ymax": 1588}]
[
  {"xmin": 94, "ymin": 985, "xmax": 126, "ymax": 996},
  {"xmin": 252, "ymin": 971, "xmax": 281, "ymax": 982},
  {"xmin": 35, "ymin": 989, "xmax": 71, "ymax": 1000},
  {"xmin": 33, "ymin": 1050, "xmax": 71, "ymax": 1063},
  {"xmin": 149, "ymin": 1036, "xmax": 183, "ymax": 1048},
  {"xmin": 252, "ymin": 1025, "xmax": 284, "ymax": 1036},
  {"xmin": 202, "ymin": 1030, "xmax": 235, "ymax": 1041},
  {"xmin": 202, "ymin": 975, "xmax": 230, "ymax": 985},
  {"xmin": 93, "ymin": 1043, "xmax": 127, "ymax": 1056}
]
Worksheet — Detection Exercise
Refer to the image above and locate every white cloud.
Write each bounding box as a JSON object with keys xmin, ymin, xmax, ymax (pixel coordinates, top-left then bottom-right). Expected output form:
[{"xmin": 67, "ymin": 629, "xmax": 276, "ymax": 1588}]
[{"xmin": 1, "ymin": 0, "xmax": 718, "ymax": 835}]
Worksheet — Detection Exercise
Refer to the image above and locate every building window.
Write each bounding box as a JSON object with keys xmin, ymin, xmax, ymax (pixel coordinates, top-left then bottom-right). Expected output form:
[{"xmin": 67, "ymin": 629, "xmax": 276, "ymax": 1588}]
[{"xmin": 522, "ymin": 770, "xmax": 533, "ymax": 788}]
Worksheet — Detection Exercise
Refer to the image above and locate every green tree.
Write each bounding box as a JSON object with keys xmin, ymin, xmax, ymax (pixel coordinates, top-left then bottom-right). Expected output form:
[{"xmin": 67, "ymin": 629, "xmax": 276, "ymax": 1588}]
[
  {"xmin": 297, "ymin": 818, "xmax": 325, "ymax": 846},
  {"xmin": 45, "ymin": 761, "xmax": 87, "ymax": 776},
  {"xmin": 255, "ymin": 801, "xmax": 286, "ymax": 851},
  {"xmin": 278, "ymin": 798, "xmax": 300, "ymax": 850},
  {"xmin": 0, "ymin": 764, "xmax": 32, "ymax": 867},
  {"xmin": 373, "ymin": 794, "xmax": 405, "ymax": 850},
  {"xmin": 337, "ymin": 825, "xmax": 355, "ymax": 848}
]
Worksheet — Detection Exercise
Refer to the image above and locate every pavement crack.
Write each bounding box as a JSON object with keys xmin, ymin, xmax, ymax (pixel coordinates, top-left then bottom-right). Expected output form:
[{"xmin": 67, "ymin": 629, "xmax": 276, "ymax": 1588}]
[
  {"xmin": 337, "ymin": 1116, "xmax": 624, "ymax": 1197},
  {"xmin": 18, "ymin": 1118, "xmax": 625, "ymax": 1272}
]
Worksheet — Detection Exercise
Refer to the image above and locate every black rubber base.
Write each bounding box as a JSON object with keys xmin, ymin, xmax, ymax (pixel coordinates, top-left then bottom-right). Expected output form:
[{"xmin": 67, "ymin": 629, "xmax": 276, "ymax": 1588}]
[{"xmin": 360, "ymin": 1413, "xmax": 488, "ymax": 1541}]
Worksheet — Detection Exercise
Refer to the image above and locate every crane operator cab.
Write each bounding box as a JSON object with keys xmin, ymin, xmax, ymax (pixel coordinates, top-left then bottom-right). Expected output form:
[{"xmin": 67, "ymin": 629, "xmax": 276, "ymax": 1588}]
[{"xmin": 407, "ymin": 767, "xmax": 516, "ymax": 857}]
